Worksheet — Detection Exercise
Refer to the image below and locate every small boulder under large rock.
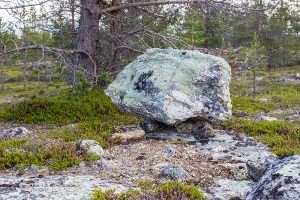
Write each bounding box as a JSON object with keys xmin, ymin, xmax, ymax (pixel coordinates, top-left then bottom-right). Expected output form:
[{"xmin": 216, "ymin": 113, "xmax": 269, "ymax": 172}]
[
  {"xmin": 175, "ymin": 118, "xmax": 215, "ymax": 138},
  {"xmin": 112, "ymin": 125, "xmax": 145, "ymax": 144},
  {"xmin": 246, "ymin": 155, "xmax": 300, "ymax": 200},
  {"xmin": 106, "ymin": 48, "xmax": 232, "ymax": 126}
]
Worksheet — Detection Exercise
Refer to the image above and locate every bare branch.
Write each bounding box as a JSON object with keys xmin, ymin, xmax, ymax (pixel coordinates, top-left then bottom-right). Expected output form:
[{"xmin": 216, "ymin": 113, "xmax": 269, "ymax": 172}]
[
  {"xmin": 0, "ymin": 0, "xmax": 50, "ymax": 10},
  {"xmin": 102, "ymin": 0, "xmax": 277, "ymax": 14}
]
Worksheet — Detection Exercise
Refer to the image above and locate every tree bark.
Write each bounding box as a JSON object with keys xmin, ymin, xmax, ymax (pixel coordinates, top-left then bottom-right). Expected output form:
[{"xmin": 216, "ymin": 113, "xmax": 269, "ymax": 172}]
[
  {"xmin": 108, "ymin": 0, "xmax": 123, "ymax": 72},
  {"xmin": 77, "ymin": 0, "xmax": 101, "ymax": 80},
  {"xmin": 256, "ymin": 0, "xmax": 264, "ymax": 41},
  {"xmin": 69, "ymin": 0, "xmax": 76, "ymax": 31}
]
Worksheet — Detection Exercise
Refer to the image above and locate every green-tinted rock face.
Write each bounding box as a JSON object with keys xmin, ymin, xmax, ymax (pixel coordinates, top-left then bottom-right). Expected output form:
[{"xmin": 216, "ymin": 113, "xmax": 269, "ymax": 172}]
[{"xmin": 105, "ymin": 48, "xmax": 232, "ymax": 125}]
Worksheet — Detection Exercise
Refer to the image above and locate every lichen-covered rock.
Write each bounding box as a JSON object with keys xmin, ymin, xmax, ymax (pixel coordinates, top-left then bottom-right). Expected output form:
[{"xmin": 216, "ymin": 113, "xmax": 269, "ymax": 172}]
[
  {"xmin": 0, "ymin": 127, "xmax": 31, "ymax": 140},
  {"xmin": 112, "ymin": 125, "xmax": 145, "ymax": 144},
  {"xmin": 106, "ymin": 48, "xmax": 232, "ymax": 125},
  {"xmin": 0, "ymin": 175, "xmax": 127, "ymax": 200},
  {"xmin": 246, "ymin": 157, "xmax": 275, "ymax": 181},
  {"xmin": 246, "ymin": 155, "xmax": 300, "ymax": 200},
  {"xmin": 77, "ymin": 140, "xmax": 104, "ymax": 157},
  {"xmin": 161, "ymin": 164, "xmax": 191, "ymax": 180}
]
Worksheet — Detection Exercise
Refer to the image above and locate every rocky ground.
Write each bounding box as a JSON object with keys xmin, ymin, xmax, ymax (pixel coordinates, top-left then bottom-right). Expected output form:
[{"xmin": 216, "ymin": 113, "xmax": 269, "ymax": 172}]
[
  {"xmin": 0, "ymin": 128, "xmax": 276, "ymax": 200},
  {"xmin": 0, "ymin": 63, "xmax": 300, "ymax": 199}
]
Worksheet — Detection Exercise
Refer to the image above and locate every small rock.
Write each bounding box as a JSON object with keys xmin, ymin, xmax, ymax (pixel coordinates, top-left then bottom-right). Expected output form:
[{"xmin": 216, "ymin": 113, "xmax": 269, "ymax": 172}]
[
  {"xmin": 164, "ymin": 146, "xmax": 177, "ymax": 156},
  {"xmin": 79, "ymin": 161, "xmax": 91, "ymax": 168},
  {"xmin": 175, "ymin": 119, "xmax": 215, "ymax": 138},
  {"xmin": 95, "ymin": 158, "xmax": 109, "ymax": 170},
  {"xmin": 112, "ymin": 125, "xmax": 145, "ymax": 144},
  {"xmin": 140, "ymin": 119, "xmax": 165, "ymax": 133},
  {"xmin": 67, "ymin": 124, "xmax": 77, "ymax": 128},
  {"xmin": 77, "ymin": 140, "xmax": 104, "ymax": 157},
  {"xmin": 258, "ymin": 98, "xmax": 268, "ymax": 103},
  {"xmin": 23, "ymin": 165, "xmax": 48, "ymax": 174},
  {"xmin": 260, "ymin": 116, "xmax": 278, "ymax": 122},
  {"xmin": 247, "ymin": 155, "xmax": 300, "ymax": 200},
  {"xmin": 244, "ymin": 138, "xmax": 257, "ymax": 146},
  {"xmin": 284, "ymin": 114, "xmax": 300, "ymax": 122},
  {"xmin": 136, "ymin": 155, "xmax": 146, "ymax": 160},
  {"xmin": 5, "ymin": 148, "xmax": 26, "ymax": 153},
  {"xmin": 0, "ymin": 127, "xmax": 31, "ymax": 139},
  {"xmin": 246, "ymin": 157, "xmax": 276, "ymax": 181},
  {"xmin": 161, "ymin": 164, "xmax": 190, "ymax": 180},
  {"xmin": 255, "ymin": 76, "xmax": 264, "ymax": 81},
  {"xmin": 207, "ymin": 179, "xmax": 254, "ymax": 200},
  {"xmin": 295, "ymin": 73, "xmax": 300, "ymax": 79}
]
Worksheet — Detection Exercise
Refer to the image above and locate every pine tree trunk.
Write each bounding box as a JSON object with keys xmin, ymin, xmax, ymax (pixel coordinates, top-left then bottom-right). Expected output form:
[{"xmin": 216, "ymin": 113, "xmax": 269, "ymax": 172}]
[
  {"xmin": 77, "ymin": 0, "xmax": 101, "ymax": 80},
  {"xmin": 108, "ymin": 0, "xmax": 123, "ymax": 72}
]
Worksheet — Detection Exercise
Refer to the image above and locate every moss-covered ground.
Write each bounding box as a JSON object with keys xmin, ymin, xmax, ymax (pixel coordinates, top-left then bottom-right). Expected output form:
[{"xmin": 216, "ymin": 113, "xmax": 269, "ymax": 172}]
[
  {"xmin": 0, "ymin": 89, "xmax": 140, "ymax": 170},
  {"xmin": 225, "ymin": 65, "xmax": 300, "ymax": 156}
]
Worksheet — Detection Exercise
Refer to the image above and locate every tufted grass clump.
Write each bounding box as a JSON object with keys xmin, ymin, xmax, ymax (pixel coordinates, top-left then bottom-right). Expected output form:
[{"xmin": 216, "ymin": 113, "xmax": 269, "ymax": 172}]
[
  {"xmin": 0, "ymin": 89, "xmax": 138, "ymax": 124},
  {"xmin": 223, "ymin": 118, "xmax": 300, "ymax": 156},
  {"xmin": 92, "ymin": 181, "xmax": 208, "ymax": 200}
]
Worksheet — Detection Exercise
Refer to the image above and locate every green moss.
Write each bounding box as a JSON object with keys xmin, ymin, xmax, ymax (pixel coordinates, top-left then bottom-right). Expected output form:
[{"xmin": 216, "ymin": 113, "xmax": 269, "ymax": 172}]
[
  {"xmin": 0, "ymin": 89, "xmax": 141, "ymax": 170},
  {"xmin": 232, "ymin": 96, "xmax": 277, "ymax": 114},
  {"xmin": 48, "ymin": 115, "xmax": 140, "ymax": 148},
  {"xmin": 223, "ymin": 118, "xmax": 300, "ymax": 156},
  {"xmin": 0, "ymin": 138, "xmax": 100, "ymax": 170},
  {"xmin": 92, "ymin": 181, "xmax": 207, "ymax": 200},
  {"xmin": 231, "ymin": 66, "xmax": 300, "ymax": 113},
  {"xmin": 5, "ymin": 70, "xmax": 23, "ymax": 79},
  {"xmin": 0, "ymin": 89, "xmax": 140, "ymax": 125}
]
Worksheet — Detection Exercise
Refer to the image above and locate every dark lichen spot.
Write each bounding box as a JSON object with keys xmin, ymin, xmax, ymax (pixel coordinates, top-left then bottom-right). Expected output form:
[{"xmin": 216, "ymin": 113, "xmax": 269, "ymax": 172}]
[
  {"xmin": 197, "ymin": 124, "xmax": 205, "ymax": 131},
  {"xmin": 134, "ymin": 71, "xmax": 154, "ymax": 92},
  {"xmin": 272, "ymin": 173, "xmax": 281, "ymax": 180},
  {"xmin": 209, "ymin": 64, "xmax": 221, "ymax": 73}
]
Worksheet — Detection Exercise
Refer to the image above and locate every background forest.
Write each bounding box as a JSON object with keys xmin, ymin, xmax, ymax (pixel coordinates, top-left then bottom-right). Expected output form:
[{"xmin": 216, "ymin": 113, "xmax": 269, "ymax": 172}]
[{"xmin": 0, "ymin": 0, "xmax": 299, "ymax": 89}]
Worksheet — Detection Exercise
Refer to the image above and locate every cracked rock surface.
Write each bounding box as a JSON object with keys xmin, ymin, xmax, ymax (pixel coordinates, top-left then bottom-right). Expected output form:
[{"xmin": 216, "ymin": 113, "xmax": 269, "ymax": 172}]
[{"xmin": 247, "ymin": 155, "xmax": 300, "ymax": 200}]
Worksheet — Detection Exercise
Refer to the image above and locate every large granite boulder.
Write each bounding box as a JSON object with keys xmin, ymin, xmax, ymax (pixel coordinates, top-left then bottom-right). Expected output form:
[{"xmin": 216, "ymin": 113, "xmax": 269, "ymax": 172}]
[
  {"xmin": 246, "ymin": 155, "xmax": 300, "ymax": 200},
  {"xmin": 106, "ymin": 48, "xmax": 232, "ymax": 125}
]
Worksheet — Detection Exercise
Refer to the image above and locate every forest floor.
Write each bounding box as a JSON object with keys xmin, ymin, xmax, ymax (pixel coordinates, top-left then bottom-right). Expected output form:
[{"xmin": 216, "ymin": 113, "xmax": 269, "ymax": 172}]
[{"xmin": 0, "ymin": 66, "xmax": 299, "ymax": 199}]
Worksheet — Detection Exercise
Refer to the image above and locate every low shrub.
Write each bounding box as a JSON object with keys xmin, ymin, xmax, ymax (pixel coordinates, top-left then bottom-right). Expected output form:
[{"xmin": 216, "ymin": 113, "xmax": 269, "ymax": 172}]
[
  {"xmin": 0, "ymin": 89, "xmax": 138, "ymax": 124},
  {"xmin": 223, "ymin": 118, "xmax": 300, "ymax": 156},
  {"xmin": 92, "ymin": 181, "xmax": 208, "ymax": 200}
]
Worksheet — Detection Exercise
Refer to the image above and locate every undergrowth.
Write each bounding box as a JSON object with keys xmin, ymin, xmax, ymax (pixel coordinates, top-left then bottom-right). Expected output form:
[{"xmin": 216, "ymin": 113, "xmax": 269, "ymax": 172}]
[
  {"xmin": 0, "ymin": 89, "xmax": 140, "ymax": 170},
  {"xmin": 92, "ymin": 181, "xmax": 208, "ymax": 200},
  {"xmin": 231, "ymin": 66, "xmax": 300, "ymax": 114},
  {"xmin": 0, "ymin": 89, "xmax": 139, "ymax": 125},
  {"xmin": 223, "ymin": 118, "xmax": 300, "ymax": 156},
  {"xmin": 0, "ymin": 137, "xmax": 100, "ymax": 170}
]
